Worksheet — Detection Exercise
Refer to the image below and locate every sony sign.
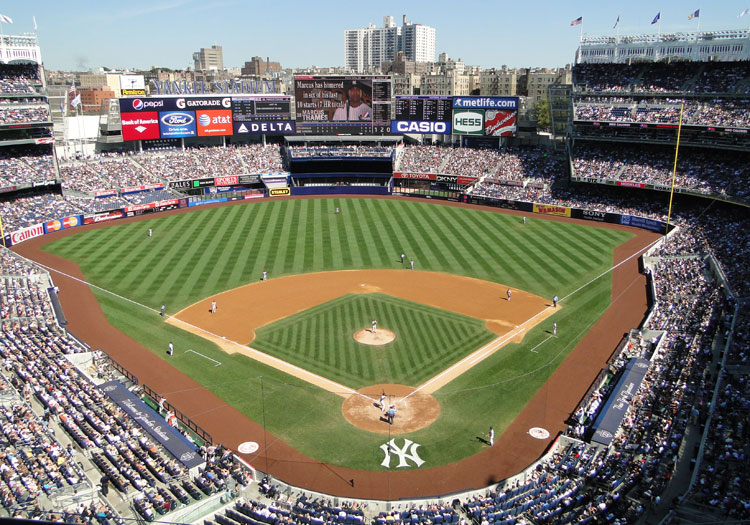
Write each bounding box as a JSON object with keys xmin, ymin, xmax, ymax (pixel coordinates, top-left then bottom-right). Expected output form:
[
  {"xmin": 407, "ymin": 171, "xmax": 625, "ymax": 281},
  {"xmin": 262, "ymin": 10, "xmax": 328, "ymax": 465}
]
[{"xmin": 391, "ymin": 121, "xmax": 450, "ymax": 134}]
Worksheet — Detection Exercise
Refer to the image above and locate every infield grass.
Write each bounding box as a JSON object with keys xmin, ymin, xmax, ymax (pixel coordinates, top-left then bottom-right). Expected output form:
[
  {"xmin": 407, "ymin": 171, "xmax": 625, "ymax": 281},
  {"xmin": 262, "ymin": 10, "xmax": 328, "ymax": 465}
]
[
  {"xmin": 252, "ymin": 293, "xmax": 496, "ymax": 389},
  {"xmin": 43, "ymin": 197, "xmax": 633, "ymax": 469}
]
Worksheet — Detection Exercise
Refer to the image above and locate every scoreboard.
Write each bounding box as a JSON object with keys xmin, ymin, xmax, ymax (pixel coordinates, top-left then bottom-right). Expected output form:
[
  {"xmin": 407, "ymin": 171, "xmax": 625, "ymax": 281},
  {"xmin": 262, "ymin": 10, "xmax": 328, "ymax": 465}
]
[
  {"xmin": 294, "ymin": 75, "xmax": 392, "ymax": 135},
  {"xmin": 392, "ymin": 96, "xmax": 453, "ymax": 134},
  {"xmin": 231, "ymin": 96, "xmax": 291, "ymax": 122}
]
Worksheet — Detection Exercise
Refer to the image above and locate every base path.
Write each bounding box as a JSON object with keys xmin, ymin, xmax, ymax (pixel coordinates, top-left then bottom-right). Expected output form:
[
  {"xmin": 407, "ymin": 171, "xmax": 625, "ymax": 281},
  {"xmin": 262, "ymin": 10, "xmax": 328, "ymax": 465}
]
[{"xmin": 12, "ymin": 196, "xmax": 661, "ymax": 500}]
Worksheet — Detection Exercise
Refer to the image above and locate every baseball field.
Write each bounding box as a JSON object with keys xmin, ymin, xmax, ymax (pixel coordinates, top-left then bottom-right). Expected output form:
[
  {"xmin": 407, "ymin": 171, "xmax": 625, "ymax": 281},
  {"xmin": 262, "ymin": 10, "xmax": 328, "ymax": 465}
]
[{"xmin": 17, "ymin": 196, "xmax": 659, "ymax": 498}]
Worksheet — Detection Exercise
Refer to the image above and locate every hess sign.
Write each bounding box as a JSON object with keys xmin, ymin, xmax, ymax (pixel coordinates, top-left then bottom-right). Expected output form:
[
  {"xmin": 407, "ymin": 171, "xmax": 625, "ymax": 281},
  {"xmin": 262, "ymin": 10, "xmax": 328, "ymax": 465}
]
[{"xmin": 452, "ymin": 110, "xmax": 484, "ymax": 135}]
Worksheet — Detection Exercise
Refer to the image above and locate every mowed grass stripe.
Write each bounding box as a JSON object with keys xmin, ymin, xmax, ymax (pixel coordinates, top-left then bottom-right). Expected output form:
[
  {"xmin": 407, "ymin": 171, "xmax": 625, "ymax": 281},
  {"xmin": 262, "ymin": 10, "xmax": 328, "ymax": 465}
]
[
  {"xmin": 532, "ymin": 223, "xmax": 603, "ymax": 274},
  {"xmin": 437, "ymin": 206, "xmax": 511, "ymax": 280},
  {"xmin": 252, "ymin": 293, "xmax": 494, "ymax": 388},
  {"xmin": 448, "ymin": 210, "xmax": 524, "ymax": 284},
  {"xmin": 132, "ymin": 211, "xmax": 215, "ymax": 305},
  {"xmin": 156, "ymin": 208, "xmax": 233, "ymax": 304},
  {"xmin": 395, "ymin": 201, "xmax": 454, "ymax": 270},
  {"xmin": 363, "ymin": 199, "xmax": 401, "ymax": 266},
  {"xmin": 208, "ymin": 206, "xmax": 255, "ymax": 293}
]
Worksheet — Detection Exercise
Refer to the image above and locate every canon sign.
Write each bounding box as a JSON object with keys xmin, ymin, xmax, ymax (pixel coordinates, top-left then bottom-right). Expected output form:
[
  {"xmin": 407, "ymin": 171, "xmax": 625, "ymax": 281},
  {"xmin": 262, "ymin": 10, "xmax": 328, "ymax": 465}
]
[
  {"xmin": 391, "ymin": 121, "xmax": 450, "ymax": 134},
  {"xmin": 10, "ymin": 224, "xmax": 45, "ymax": 245}
]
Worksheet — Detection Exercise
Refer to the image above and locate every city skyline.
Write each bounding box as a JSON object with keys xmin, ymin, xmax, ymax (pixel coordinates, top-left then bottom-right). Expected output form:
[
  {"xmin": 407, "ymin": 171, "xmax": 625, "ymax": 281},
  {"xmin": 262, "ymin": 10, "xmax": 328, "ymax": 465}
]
[{"xmin": 3, "ymin": 1, "xmax": 750, "ymax": 72}]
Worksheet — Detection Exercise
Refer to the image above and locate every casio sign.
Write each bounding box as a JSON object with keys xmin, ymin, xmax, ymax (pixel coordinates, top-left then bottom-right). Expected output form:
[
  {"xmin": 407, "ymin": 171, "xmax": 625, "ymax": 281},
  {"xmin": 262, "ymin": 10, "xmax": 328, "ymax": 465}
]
[
  {"xmin": 453, "ymin": 111, "xmax": 483, "ymax": 133},
  {"xmin": 393, "ymin": 121, "xmax": 448, "ymax": 134},
  {"xmin": 162, "ymin": 113, "xmax": 194, "ymax": 126}
]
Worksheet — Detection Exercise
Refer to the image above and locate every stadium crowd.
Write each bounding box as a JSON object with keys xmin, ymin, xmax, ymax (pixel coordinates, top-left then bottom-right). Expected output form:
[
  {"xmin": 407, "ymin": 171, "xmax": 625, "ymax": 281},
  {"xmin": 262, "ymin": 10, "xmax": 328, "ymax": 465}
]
[
  {"xmin": 574, "ymin": 61, "xmax": 750, "ymax": 94},
  {"xmin": 0, "ymin": 65, "xmax": 41, "ymax": 95},
  {"xmin": 288, "ymin": 145, "xmax": 394, "ymax": 159},
  {"xmin": 571, "ymin": 143, "xmax": 749, "ymax": 202},
  {"xmin": 0, "ymin": 148, "xmax": 55, "ymax": 186},
  {"xmin": 0, "ymin": 106, "xmax": 49, "ymax": 125},
  {"xmin": 0, "ymin": 248, "xmax": 254, "ymax": 522}
]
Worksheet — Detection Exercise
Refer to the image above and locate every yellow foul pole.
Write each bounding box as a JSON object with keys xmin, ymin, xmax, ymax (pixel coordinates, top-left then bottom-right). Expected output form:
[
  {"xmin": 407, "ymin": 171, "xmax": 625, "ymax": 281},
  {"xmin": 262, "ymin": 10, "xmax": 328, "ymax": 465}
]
[{"xmin": 665, "ymin": 103, "xmax": 684, "ymax": 236}]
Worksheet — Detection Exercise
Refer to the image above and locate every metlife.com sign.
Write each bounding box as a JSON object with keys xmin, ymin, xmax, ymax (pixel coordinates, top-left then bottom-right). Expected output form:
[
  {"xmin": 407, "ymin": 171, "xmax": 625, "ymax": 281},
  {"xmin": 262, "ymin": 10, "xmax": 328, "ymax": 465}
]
[{"xmin": 452, "ymin": 97, "xmax": 518, "ymax": 110}]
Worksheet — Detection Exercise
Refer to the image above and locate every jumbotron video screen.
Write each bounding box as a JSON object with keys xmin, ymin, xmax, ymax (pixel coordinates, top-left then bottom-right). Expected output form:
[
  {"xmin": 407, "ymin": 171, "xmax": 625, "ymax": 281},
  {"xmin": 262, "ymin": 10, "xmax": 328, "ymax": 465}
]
[{"xmin": 294, "ymin": 75, "xmax": 392, "ymax": 135}]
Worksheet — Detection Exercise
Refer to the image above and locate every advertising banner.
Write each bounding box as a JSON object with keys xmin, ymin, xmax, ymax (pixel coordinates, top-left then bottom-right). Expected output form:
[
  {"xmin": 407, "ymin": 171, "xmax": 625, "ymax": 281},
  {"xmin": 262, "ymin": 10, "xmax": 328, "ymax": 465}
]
[
  {"xmin": 94, "ymin": 190, "xmax": 118, "ymax": 198},
  {"xmin": 617, "ymin": 181, "xmax": 645, "ymax": 189},
  {"xmin": 44, "ymin": 215, "xmax": 83, "ymax": 234},
  {"xmin": 619, "ymin": 215, "xmax": 665, "ymax": 233},
  {"xmin": 99, "ymin": 380, "xmax": 203, "ymax": 468},
  {"xmin": 9, "ymin": 224, "xmax": 45, "ymax": 245},
  {"xmin": 238, "ymin": 175, "xmax": 261, "ymax": 185},
  {"xmin": 196, "ymin": 109, "xmax": 233, "ymax": 136},
  {"xmin": 233, "ymin": 121, "xmax": 296, "ymax": 135},
  {"xmin": 533, "ymin": 203, "xmax": 572, "ymax": 217},
  {"xmin": 213, "ymin": 176, "xmax": 238, "ymax": 187},
  {"xmin": 391, "ymin": 121, "xmax": 450, "ymax": 134},
  {"xmin": 392, "ymin": 172, "xmax": 434, "ymax": 180},
  {"xmin": 121, "ymin": 183, "xmax": 164, "ymax": 194},
  {"xmin": 120, "ymin": 112, "xmax": 160, "ymax": 141},
  {"xmin": 452, "ymin": 97, "xmax": 518, "ymax": 110},
  {"xmin": 83, "ymin": 210, "xmax": 124, "ymax": 225},
  {"xmin": 484, "ymin": 110, "xmax": 517, "ymax": 136},
  {"xmin": 269, "ymin": 187, "xmax": 290, "ymax": 197},
  {"xmin": 571, "ymin": 209, "xmax": 612, "ymax": 223},
  {"xmin": 158, "ymin": 111, "xmax": 197, "ymax": 138},
  {"xmin": 452, "ymin": 110, "xmax": 484, "ymax": 135}
]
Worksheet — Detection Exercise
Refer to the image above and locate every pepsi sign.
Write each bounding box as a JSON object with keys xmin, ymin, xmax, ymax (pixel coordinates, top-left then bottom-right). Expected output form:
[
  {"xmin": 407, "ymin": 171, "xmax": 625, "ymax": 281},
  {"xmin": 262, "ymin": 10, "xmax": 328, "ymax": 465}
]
[
  {"xmin": 159, "ymin": 111, "xmax": 197, "ymax": 138},
  {"xmin": 391, "ymin": 121, "xmax": 451, "ymax": 134}
]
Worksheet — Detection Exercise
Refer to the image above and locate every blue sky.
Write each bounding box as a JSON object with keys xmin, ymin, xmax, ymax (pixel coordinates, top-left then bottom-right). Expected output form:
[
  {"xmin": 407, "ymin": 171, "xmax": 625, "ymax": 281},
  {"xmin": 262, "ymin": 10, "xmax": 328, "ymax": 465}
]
[{"xmin": 3, "ymin": 1, "xmax": 750, "ymax": 71}]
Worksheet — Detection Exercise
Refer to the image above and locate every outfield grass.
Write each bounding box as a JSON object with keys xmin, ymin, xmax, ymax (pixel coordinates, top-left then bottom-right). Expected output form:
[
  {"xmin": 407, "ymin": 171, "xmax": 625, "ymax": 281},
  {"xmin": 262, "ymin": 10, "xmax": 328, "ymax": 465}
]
[
  {"xmin": 43, "ymin": 198, "xmax": 633, "ymax": 470},
  {"xmin": 252, "ymin": 293, "xmax": 496, "ymax": 389}
]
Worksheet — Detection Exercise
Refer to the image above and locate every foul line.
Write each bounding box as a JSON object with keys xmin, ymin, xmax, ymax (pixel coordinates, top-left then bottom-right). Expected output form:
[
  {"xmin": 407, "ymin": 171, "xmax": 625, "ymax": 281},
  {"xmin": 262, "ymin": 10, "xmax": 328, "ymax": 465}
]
[
  {"xmin": 185, "ymin": 349, "xmax": 222, "ymax": 367},
  {"xmin": 27, "ymin": 260, "xmax": 365, "ymax": 401}
]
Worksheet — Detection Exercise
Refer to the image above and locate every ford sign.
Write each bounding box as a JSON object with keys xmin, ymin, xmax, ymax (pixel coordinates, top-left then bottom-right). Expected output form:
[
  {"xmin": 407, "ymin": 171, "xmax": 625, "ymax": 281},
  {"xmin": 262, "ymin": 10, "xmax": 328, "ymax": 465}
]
[{"xmin": 162, "ymin": 112, "xmax": 194, "ymax": 126}]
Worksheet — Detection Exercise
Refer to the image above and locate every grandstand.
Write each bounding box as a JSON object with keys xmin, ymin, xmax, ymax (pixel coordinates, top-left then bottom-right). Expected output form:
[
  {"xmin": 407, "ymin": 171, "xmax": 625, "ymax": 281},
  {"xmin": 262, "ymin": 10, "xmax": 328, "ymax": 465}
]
[{"xmin": 0, "ymin": 26, "xmax": 747, "ymax": 525}]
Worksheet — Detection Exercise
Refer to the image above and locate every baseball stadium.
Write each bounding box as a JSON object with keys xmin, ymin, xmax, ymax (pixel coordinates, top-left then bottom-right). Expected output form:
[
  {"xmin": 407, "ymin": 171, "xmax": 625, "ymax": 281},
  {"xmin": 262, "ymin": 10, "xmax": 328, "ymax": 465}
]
[{"xmin": 0, "ymin": 21, "xmax": 749, "ymax": 525}]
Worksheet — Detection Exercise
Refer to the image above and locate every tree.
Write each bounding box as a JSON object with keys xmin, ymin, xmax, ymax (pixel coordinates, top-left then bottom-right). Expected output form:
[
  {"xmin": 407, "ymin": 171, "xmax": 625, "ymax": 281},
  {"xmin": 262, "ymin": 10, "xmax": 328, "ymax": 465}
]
[{"xmin": 535, "ymin": 98, "xmax": 550, "ymax": 132}]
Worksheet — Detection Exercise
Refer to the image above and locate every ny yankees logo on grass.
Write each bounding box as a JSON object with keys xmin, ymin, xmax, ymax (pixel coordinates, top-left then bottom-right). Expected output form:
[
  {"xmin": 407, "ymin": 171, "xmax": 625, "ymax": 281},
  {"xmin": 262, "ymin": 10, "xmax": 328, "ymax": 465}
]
[{"xmin": 380, "ymin": 439, "xmax": 425, "ymax": 469}]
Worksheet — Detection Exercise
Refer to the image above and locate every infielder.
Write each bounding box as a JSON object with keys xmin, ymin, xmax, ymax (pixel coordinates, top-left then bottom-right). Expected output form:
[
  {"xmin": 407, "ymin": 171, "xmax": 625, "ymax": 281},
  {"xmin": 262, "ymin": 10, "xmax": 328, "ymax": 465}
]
[
  {"xmin": 168, "ymin": 342, "xmax": 174, "ymax": 357},
  {"xmin": 262, "ymin": 270, "xmax": 267, "ymax": 281},
  {"xmin": 410, "ymin": 260, "xmax": 414, "ymax": 270},
  {"xmin": 507, "ymin": 288, "xmax": 512, "ymax": 301},
  {"xmin": 211, "ymin": 300, "xmax": 217, "ymax": 314}
]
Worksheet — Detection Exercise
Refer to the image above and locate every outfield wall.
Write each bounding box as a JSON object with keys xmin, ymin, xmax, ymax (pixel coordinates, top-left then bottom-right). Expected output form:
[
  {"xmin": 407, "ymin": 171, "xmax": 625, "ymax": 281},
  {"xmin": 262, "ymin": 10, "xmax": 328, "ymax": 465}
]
[{"xmin": 3, "ymin": 189, "xmax": 670, "ymax": 247}]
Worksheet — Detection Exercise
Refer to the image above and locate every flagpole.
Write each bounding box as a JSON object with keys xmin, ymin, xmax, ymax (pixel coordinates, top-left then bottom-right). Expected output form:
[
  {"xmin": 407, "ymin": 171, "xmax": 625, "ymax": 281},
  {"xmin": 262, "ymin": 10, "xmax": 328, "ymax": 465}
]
[{"xmin": 665, "ymin": 103, "xmax": 684, "ymax": 237}]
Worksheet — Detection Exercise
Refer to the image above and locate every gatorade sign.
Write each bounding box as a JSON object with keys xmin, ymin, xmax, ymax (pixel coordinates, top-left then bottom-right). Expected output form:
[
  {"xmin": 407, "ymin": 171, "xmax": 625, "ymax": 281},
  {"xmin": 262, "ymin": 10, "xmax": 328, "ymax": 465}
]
[{"xmin": 452, "ymin": 110, "xmax": 484, "ymax": 135}]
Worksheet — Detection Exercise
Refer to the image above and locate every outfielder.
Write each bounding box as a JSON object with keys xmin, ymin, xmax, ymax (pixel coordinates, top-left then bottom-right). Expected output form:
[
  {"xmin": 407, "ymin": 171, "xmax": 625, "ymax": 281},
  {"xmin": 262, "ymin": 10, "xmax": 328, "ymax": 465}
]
[{"xmin": 400, "ymin": 253, "xmax": 405, "ymax": 264}]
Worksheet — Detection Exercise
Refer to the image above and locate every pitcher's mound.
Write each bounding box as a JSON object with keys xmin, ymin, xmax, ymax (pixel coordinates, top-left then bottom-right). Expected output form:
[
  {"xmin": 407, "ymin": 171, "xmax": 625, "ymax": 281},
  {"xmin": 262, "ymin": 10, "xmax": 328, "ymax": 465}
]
[
  {"xmin": 354, "ymin": 328, "xmax": 396, "ymax": 346},
  {"xmin": 342, "ymin": 384, "xmax": 441, "ymax": 434}
]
